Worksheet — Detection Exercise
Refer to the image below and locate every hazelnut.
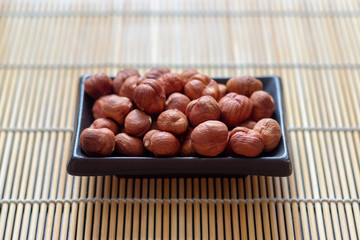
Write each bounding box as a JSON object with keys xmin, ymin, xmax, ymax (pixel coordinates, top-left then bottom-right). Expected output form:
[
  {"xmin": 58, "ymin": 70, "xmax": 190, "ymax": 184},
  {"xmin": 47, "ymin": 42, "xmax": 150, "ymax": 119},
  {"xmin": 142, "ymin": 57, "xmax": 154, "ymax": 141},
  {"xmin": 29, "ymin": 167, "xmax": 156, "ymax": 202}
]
[
  {"xmin": 119, "ymin": 76, "xmax": 140, "ymax": 101},
  {"xmin": 179, "ymin": 128, "xmax": 196, "ymax": 156},
  {"xmin": 92, "ymin": 95, "xmax": 112, "ymax": 119},
  {"xmin": 191, "ymin": 120, "xmax": 228, "ymax": 157},
  {"xmin": 90, "ymin": 118, "xmax": 119, "ymax": 134},
  {"xmin": 226, "ymin": 75, "xmax": 263, "ymax": 97},
  {"xmin": 113, "ymin": 68, "xmax": 140, "ymax": 94},
  {"xmin": 218, "ymin": 93, "xmax": 253, "ymax": 127},
  {"xmin": 84, "ymin": 72, "xmax": 113, "ymax": 99},
  {"xmin": 238, "ymin": 120, "xmax": 257, "ymax": 129},
  {"xmin": 186, "ymin": 96, "xmax": 221, "ymax": 127},
  {"xmin": 102, "ymin": 94, "xmax": 133, "ymax": 124},
  {"xmin": 144, "ymin": 67, "xmax": 171, "ymax": 80},
  {"xmin": 142, "ymin": 130, "xmax": 159, "ymax": 152},
  {"xmin": 133, "ymin": 79, "xmax": 166, "ymax": 115},
  {"xmin": 115, "ymin": 133, "xmax": 144, "ymax": 156},
  {"xmin": 253, "ymin": 118, "xmax": 281, "ymax": 152},
  {"xmin": 80, "ymin": 128, "xmax": 115, "ymax": 156},
  {"xmin": 165, "ymin": 93, "xmax": 191, "ymax": 114},
  {"xmin": 184, "ymin": 74, "xmax": 220, "ymax": 100},
  {"xmin": 157, "ymin": 73, "xmax": 185, "ymax": 95},
  {"xmin": 143, "ymin": 130, "xmax": 180, "ymax": 157},
  {"xmin": 124, "ymin": 109, "xmax": 152, "ymax": 137},
  {"xmin": 229, "ymin": 127, "xmax": 264, "ymax": 157},
  {"xmin": 181, "ymin": 68, "xmax": 199, "ymax": 83},
  {"xmin": 157, "ymin": 109, "xmax": 189, "ymax": 135},
  {"xmin": 250, "ymin": 90, "xmax": 275, "ymax": 121},
  {"xmin": 218, "ymin": 84, "xmax": 227, "ymax": 100}
]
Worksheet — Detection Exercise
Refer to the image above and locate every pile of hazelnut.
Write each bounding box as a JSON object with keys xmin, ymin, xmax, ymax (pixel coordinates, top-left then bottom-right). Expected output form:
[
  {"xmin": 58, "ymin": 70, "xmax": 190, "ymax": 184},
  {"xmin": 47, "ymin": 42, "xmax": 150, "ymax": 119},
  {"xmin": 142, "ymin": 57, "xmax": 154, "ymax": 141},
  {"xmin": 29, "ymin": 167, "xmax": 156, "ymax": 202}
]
[{"xmin": 80, "ymin": 67, "xmax": 281, "ymax": 158}]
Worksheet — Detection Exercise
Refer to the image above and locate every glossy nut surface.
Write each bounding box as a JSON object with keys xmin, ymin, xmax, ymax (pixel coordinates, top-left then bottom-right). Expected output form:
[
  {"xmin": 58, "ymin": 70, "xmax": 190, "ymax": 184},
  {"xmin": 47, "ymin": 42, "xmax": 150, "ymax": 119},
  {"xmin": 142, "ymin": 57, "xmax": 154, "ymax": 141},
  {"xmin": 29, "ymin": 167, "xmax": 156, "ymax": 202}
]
[
  {"xmin": 238, "ymin": 120, "xmax": 257, "ymax": 129},
  {"xmin": 218, "ymin": 84, "xmax": 227, "ymax": 100},
  {"xmin": 143, "ymin": 130, "xmax": 180, "ymax": 157},
  {"xmin": 92, "ymin": 95, "xmax": 112, "ymax": 119},
  {"xmin": 84, "ymin": 72, "xmax": 113, "ymax": 99},
  {"xmin": 119, "ymin": 76, "xmax": 140, "ymax": 101},
  {"xmin": 115, "ymin": 133, "xmax": 144, "ymax": 156},
  {"xmin": 157, "ymin": 109, "xmax": 189, "ymax": 135},
  {"xmin": 219, "ymin": 93, "xmax": 253, "ymax": 127},
  {"xmin": 80, "ymin": 128, "xmax": 115, "ymax": 156},
  {"xmin": 253, "ymin": 118, "xmax": 281, "ymax": 152},
  {"xmin": 229, "ymin": 127, "xmax": 264, "ymax": 157},
  {"xmin": 250, "ymin": 90, "xmax": 275, "ymax": 121},
  {"xmin": 226, "ymin": 75, "xmax": 263, "ymax": 97},
  {"xmin": 113, "ymin": 68, "xmax": 140, "ymax": 94},
  {"xmin": 133, "ymin": 79, "xmax": 166, "ymax": 115},
  {"xmin": 157, "ymin": 73, "xmax": 185, "ymax": 95},
  {"xmin": 102, "ymin": 94, "xmax": 133, "ymax": 124},
  {"xmin": 165, "ymin": 93, "xmax": 190, "ymax": 114},
  {"xmin": 180, "ymin": 68, "xmax": 199, "ymax": 83},
  {"xmin": 186, "ymin": 95, "xmax": 220, "ymax": 127},
  {"xmin": 179, "ymin": 128, "xmax": 196, "ymax": 156},
  {"xmin": 90, "ymin": 118, "xmax": 119, "ymax": 134},
  {"xmin": 191, "ymin": 120, "xmax": 228, "ymax": 157},
  {"xmin": 184, "ymin": 74, "xmax": 220, "ymax": 100},
  {"xmin": 144, "ymin": 67, "xmax": 171, "ymax": 80},
  {"xmin": 124, "ymin": 109, "xmax": 152, "ymax": 137}
]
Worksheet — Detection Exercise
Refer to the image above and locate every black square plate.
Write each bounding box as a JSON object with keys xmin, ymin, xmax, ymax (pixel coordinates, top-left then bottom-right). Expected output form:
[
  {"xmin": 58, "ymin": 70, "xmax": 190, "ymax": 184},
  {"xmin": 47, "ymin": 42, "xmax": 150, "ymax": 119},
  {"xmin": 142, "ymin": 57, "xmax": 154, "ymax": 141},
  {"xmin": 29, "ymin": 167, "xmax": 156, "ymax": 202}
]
[{"xmin": 67, "ymin": 75, "xmax": 292, "ymax": 177}]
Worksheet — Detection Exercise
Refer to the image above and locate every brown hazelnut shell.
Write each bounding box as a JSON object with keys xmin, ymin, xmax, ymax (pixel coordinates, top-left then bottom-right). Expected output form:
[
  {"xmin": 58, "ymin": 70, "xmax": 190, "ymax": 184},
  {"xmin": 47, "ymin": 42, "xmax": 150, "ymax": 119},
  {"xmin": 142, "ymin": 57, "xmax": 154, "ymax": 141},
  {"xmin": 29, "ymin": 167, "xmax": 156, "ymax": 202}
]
[
  {"xmin": 92, "ymin": 95, "xmax": 112, "ymax": 119},
  {"xmin": 157, "ymin": 73, "xmax": 185, "ymax": 95},
  {"xmin": 218, "ymin": 84, "xmax": 227, "ymax": 100},
  {"xmin": 113, "ymin": 68, "xmax": 140, "ymax": 94},
  {"xmin": 133, "ymin": 79, "xmax": 166, "ymax": 115},
  {"xmin": 253, "ymin": 118, "xmax": 281, "ymax": 152},
  {"xmin": 143, "ymin": 130, "xmax": 180, "ymax": 157},
  {"xmin": 250, "ymin": 90, "xmax": 275, "ymax": 121},
  {"xmin": 238, "ymin": 120, "xmax": 257, "ymax": 129},
  {"xmin": 124, "ymin": 109, "xmax": 152, "ymax": 137},
  {"xmin": 229, "ymin": 127, "xmax": 264, "ymax": 157},
  {"xmin": 119, "ymin": 76, "xmax": 140, "ymax": 101},
  {"xmin": 218, "ymin": 93, "xmax": 253, "ymax": 127},
  {"xmin": 226, "ymin": 75, "xmax": 263, "ymax": 97},
  {"xmin": 80, "ymin": 128, "xmax": 115, "ymax": 156},
  {"xmin": 144, "ymin": 67, "xmax": 171, "ymax": 80},
  {"xmin": 115, "ymin": 133, "xmax": 144, "ymax": 156},
  {"xmin": 191, "ymin": 120, "xmax": 228, "ymax": 157},
  {"xmin": 186, "ymin": 95, "xmax": 221, "ymax": 127},
  {"xmin": 157, "ymin": 109, "xmax": 189, "ymax": 135},
  {"xmin": 184, "ymin": 74, "xmax": 220, "ymax": 100},
  {"xmin": 90, "ymin": 118, "xmax": 119, "ymax": 134},
  {"xmin": 165, "ymin": 93, "xmax": 191, "ymax": 114},
  {"xmin": 84, "ymin": 72, "xmax": 113, "ymax": 99},
  {"xmin": 180, "ymin": 68, "xmax": 199, "ymax": 83},
  {"xmin": 102, "ymin": 94, "xmax": 133, "ymax": 125},
  {"xmin": 179, "ymin": 128, "xmax": 195, "ymax": 156}
]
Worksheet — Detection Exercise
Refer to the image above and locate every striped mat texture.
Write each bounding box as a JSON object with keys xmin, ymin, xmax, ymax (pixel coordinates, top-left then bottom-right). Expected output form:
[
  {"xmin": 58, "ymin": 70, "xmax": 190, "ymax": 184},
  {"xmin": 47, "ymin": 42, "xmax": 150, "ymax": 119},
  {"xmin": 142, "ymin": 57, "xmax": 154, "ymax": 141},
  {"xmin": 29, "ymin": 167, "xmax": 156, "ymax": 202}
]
[{"xmin": 0, "ymin": 0, "xmax": 360, "ymax": 239}]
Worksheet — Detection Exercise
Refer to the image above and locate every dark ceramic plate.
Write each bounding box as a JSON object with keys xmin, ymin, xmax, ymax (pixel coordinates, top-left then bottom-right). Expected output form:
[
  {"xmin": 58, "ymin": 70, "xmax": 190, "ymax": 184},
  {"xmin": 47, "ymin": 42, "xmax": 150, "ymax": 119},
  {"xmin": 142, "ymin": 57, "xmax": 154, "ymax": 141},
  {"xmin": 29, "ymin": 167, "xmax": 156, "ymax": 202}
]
[{"xmin": 67, "ymin": 75, "xmax": 292, "ymax": 177}]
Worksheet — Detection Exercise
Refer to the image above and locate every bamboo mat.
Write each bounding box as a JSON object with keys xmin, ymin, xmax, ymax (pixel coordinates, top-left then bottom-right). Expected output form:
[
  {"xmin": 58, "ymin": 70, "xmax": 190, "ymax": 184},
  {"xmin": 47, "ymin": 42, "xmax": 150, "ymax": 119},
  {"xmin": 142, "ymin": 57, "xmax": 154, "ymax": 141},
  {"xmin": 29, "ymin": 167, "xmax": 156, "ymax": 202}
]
[{"xmin": 1, "ymin": 0, "xmax": 360, "ymax": 239}]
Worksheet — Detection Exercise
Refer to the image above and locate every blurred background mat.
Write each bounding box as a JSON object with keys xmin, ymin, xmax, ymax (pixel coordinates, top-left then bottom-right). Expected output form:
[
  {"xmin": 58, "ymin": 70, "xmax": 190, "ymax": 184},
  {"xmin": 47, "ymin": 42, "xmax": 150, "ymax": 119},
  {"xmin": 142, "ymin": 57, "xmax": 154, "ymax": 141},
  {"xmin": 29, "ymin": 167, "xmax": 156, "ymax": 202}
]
[{"xmin": 0, "ymin": 0, "xmax": 360, "ymax": 239}]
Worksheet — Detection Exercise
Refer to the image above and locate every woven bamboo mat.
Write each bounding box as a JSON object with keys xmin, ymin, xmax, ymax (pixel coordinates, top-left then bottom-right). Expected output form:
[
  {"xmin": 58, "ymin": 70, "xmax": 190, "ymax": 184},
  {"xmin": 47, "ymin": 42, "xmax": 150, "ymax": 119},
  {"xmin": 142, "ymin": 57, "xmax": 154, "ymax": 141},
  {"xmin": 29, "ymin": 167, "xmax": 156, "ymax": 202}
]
[{"xmin": 1, "ymin": 0, "xmax": 360, "ymax": 239}]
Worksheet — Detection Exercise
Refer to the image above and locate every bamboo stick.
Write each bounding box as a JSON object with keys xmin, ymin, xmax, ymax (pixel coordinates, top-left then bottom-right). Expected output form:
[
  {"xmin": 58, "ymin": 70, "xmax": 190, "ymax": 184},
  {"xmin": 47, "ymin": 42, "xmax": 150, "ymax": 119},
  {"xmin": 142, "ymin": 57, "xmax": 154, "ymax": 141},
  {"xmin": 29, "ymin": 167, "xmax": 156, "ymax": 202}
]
[
  {"xmin": 162, "ymin": 178, "xmax": 170, "ymax": 240},
  {"xmin": 186, "ymin": 178, "xmax": 193, "ymax": 240},
  {"xmin": 170, "ymin": 178, "xmax": 178, "ymax": 240},
  {"xmin": 131, "ymin": 178, "xmax": 141, "ymax": 240},
  {"xmin": 147, "ymin": 178, "xmax": 155, "ymax": 240},
  {"xmin": 140, "ymin": 178, "xmax": 149, "ymax": 240},
  {"xmin": 155, "ymin": 178, "xmax": 163, "ymax": 239},
  {"xmin": 124, "ymin": 178, "xmax": 134, "ymax": 239},
  {"xmin": 193, "ymin": 178, "xmax": 201, "ymax": 239},
  {"xmin": 178, "ymin": 178, "xmax": 185, "ymax": 240}
]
